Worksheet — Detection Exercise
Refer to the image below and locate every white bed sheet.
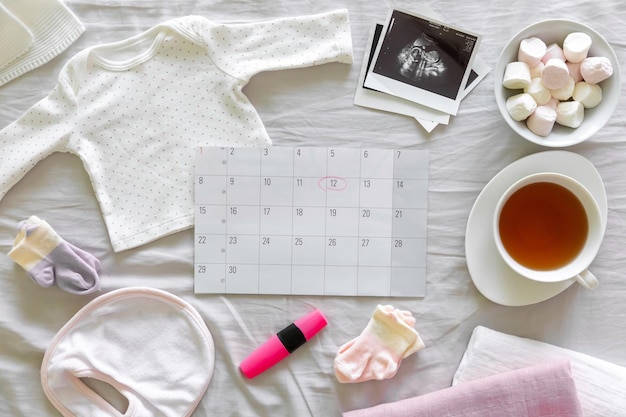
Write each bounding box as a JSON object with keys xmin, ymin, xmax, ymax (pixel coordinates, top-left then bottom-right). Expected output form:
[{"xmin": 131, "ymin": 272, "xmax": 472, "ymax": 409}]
[{"xmin": 0, "ymin": 1, "xmax": 625, "ymax": 416}]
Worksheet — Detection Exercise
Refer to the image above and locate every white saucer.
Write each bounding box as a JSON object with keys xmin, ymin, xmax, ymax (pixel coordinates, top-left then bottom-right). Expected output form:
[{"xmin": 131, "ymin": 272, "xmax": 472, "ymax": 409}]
[{"xmin": 465, "ymin": 151, "xmax": 607, "ymax": 306}]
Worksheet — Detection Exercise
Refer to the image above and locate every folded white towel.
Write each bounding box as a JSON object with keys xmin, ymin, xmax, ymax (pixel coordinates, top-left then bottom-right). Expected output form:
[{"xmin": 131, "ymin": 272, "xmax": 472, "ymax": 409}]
[{"xmin": 453, "ymin": 326, "xmax": 626, "ymax": 417}]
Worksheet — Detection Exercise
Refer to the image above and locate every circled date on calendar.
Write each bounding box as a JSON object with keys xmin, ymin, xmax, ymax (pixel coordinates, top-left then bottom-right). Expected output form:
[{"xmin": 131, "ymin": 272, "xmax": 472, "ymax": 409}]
[{"xmin": 194, "ymin": 146, "xmax": 428, "ymax": 297}]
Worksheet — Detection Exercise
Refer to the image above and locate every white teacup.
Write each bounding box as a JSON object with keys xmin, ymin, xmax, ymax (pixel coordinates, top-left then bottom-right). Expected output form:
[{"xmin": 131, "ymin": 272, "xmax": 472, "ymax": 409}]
[{"xmin": 493, "ymin": 172, "xmax": 603, "ymax": 289}]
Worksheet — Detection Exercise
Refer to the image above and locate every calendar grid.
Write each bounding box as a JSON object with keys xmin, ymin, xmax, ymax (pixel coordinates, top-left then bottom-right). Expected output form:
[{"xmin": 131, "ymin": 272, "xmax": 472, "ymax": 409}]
[
  {"xmin": 322, "ymin": 149, "xmax": 329, "ymax": 295},
  {"xmin": 256, "ymin": 152, "xmax": 262, "ymax": 293},
  {"xmin": 290, "ymin": 152, "xmax": 296, "ymax": 295},
  {"xmin": 194, "ymin": 146, "xmax": 429, "ymax": 297}
]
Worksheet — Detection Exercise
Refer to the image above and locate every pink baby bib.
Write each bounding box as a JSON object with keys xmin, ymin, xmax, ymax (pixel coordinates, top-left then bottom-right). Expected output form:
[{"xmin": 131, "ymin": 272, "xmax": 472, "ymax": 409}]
[{"xmin": 41, "ymin": 287, "xmax": 215, "ymax": 416}]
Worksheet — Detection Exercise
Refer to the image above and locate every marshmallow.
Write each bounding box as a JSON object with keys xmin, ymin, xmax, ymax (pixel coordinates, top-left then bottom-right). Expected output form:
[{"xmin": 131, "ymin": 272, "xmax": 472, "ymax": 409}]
[
  {"xmin": 545, "ymin": 96, "xmax": 560, "ymax": 110},
  {"xmin": 518, "ymin": 37, "xmax": 547, "ymax": 67},
  {"xmin": 541, "ymin": 58, "xmax": 570, "ymax": 89},
  {"xmin": 503, "ymin": 61, "xmax": 531, "ymax": 89},
  {"xmin": 526, "ymin": 105, "xmax": 557, "ymax": 137},
  {"xmin": 541, "ymin": 43, "xmax": 565, "ymax": 64},
  {"xmin": 566, "ymin": 61, "xmax": 583, "ymax": 83},
  {"xmin": 563, "ymin": 32, "xmax": 592, "ymax": 63},
  {"xmin": 529, "ymin": 61, "xmax": 545, "ymax": 78},
  {"xmin": 573, "ymin": 81, "xmax": 603, "ymax": 108},
  {"xmin": 556, "ymin": 101, "xmax": 584, "ymax": 128},
  {"xmin": 580, "ymin": 56, "xmax": 613, "ymax": 84},
  {"xmin": 550, "ymin": 76, "xmax": 575, "ymax": 101},
  {"xmin": 506, "ymin": 93, "xmax": 537, "ymax": 121},
  {"xmin": 524, "ymin": 77, "xmax": 552, "ymax": 105}
]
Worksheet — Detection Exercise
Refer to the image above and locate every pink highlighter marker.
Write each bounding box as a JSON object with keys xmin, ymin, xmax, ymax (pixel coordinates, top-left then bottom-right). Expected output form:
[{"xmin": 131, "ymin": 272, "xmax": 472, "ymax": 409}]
[{"xmin": 239, "ymin": 309, "xmax": 328, "ymax": 378}]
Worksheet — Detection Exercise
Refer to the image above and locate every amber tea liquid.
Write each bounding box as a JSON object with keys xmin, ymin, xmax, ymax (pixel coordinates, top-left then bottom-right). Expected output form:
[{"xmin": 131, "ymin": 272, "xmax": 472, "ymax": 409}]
[{"xmin": 498, "ymin": 182, "xmax": 588, "ymax": 270}]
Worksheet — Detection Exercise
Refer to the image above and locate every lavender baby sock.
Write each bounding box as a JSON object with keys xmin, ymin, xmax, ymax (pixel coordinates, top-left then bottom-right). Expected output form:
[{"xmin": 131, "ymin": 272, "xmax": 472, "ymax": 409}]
[{"xmin": 8, "ymin": 216, "xmax": 101, "ymax": 295}]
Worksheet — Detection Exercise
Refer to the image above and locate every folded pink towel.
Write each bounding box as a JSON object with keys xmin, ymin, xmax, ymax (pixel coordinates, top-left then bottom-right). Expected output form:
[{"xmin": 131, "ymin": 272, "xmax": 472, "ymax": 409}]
[{"xmin": 343, "ymin": 360, "xmax": 583, "ymax": 417}]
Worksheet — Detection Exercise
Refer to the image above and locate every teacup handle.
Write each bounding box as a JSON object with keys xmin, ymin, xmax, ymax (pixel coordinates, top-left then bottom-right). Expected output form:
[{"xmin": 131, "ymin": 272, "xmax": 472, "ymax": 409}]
[{"xmin": 576, "ymin": 269, "xmax": 599, "ymax": 290}]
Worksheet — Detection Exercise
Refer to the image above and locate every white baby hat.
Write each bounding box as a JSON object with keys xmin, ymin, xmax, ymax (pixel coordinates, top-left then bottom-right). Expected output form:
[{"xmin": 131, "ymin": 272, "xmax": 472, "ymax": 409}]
[{"xmin": 41, "ymin": 287, "xmax": 215, "ymax": 417}]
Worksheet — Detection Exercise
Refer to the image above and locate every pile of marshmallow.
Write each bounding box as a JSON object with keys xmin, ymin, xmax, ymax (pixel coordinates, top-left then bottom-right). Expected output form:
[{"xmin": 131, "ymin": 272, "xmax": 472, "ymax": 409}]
[{"xmin": 503, "ymin": 32, "xmax": 613, "ymax": 137}]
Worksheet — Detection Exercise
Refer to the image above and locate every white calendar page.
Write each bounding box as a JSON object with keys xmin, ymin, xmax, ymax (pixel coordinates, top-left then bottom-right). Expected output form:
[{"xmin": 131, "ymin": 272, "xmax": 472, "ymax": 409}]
[{"xmin": 194, "ymin": 146, "xmax": 429, "ymax": 297}]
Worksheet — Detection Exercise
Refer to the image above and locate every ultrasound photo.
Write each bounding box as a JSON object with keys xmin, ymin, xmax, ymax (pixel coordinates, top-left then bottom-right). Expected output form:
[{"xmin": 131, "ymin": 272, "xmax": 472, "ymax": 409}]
[
  {"xmin": 364, "ymin": 9, "xmax": 481, "ymax": 115},
  {"xmin": 397, "ymin": 31, "xmax": 447, "ymax": 85}
]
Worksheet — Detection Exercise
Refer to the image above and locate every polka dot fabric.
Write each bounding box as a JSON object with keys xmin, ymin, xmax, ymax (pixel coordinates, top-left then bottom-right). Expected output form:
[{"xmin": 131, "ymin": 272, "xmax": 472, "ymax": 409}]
[{"xmin": 0, "ymin": 10, "xmax": 353, "ymax": 251}]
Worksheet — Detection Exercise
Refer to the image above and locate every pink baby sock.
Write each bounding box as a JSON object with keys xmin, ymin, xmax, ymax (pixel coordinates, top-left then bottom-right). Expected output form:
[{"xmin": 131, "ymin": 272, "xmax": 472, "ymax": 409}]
[
  {"xmin": 8, "ymin": 216, "xmax": 101, "ymax": 295},
  {"xmin": 334, "ymin": 305, "xmax": 425, "ymax": 383}
]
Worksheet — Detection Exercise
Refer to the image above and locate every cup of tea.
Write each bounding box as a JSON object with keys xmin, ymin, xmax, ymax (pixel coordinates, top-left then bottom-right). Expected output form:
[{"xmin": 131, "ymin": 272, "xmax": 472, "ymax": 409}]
[{"xmin": 493, "ymin": 172, "xmax": 603, "ymax": 289}]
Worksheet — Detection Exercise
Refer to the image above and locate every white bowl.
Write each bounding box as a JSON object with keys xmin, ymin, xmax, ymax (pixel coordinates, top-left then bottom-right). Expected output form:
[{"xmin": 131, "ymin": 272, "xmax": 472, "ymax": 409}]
[{"xmin": 495, "ymin": 19, "xmax": 621, "ymax": 147}]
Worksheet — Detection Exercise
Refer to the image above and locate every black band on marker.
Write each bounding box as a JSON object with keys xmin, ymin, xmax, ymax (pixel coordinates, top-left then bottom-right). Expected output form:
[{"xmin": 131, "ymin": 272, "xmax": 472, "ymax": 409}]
[{"xmin": 277, "ymin": 323, "xmax": 307, "ymax": 353}]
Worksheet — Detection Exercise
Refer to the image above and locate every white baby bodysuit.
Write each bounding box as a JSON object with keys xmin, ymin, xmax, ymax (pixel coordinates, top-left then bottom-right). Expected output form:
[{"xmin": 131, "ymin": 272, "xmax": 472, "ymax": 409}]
[
  {"xmin": 0, "ymin": 10, "xmax": 353, "ymax": 251},
  {"xmin": 41, "ymin": 287, "xmax": 215, "ymax": 416}
]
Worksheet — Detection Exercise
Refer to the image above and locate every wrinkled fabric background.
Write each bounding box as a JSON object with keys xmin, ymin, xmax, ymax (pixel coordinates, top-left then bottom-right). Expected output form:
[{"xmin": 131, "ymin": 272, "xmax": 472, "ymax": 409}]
[{"xmin": 0, "ymin": 1, "xmax": 624, "ymax": 416}]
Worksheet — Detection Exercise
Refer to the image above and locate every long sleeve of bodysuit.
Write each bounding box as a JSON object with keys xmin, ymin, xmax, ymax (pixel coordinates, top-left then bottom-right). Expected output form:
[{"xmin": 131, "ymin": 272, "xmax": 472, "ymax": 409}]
[
  {"xmin": 184, "ymin": 9, "xmax": 354, "ymax": 81},
  {"xmin": 0, "ymin": 68, "xmax": 78, "ymax": 200}
]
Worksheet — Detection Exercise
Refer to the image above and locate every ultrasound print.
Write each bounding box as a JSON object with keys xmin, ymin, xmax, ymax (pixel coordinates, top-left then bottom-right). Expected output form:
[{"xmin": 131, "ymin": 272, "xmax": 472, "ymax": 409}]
[
  {"xmin": 373, "ymin": 10, "xmax": 478, "ymax": 100},
  {"xmin": 397, "ymin": 32, "xmax": 446, "ymax": 83}
]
